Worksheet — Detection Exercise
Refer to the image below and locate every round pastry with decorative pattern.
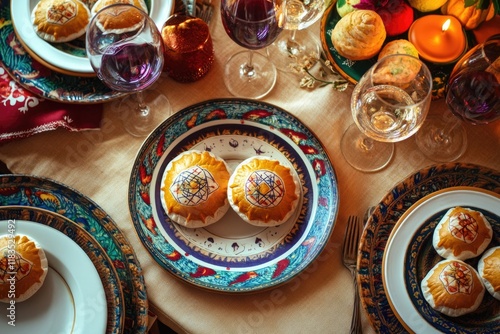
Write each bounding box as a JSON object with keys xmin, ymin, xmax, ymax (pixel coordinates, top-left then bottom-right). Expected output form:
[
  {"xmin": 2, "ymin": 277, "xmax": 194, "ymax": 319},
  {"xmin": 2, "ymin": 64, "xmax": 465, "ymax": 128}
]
[
  {"xmin": 227, "ymin": 156, "xmax": 300, "ymax": 227},
  {"xmin": 433, "ymin": 206, "xmax": 493, "ymax": 260},
  {"xmin": 421, "ymin": 259, "xmax": 485, "ymax": 317},
  {"xmin": 0, "ymin": 234, "xmax": 48, "ymax": 302},
  {"xmin": 160, "ymin": 150, "xmax": 231, "ymax": 228},
  {"xmin": 478, "ymin": 246, "xmax": 500, "ymax": 300}
]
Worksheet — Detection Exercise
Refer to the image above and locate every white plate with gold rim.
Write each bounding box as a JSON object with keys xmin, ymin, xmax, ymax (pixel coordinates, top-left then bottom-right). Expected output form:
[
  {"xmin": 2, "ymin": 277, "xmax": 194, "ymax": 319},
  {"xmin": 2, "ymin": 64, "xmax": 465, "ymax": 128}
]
[
  {"xmin": 0, "ymin": 220, "xmax": 107, "ymax": 333},
  {"xmin": 11, "ymin": 0, "xmax": 173, "ymax": 76},
  {"xmin": 382, "ymin": 187, "xmax": 500, "ymax": 334}
]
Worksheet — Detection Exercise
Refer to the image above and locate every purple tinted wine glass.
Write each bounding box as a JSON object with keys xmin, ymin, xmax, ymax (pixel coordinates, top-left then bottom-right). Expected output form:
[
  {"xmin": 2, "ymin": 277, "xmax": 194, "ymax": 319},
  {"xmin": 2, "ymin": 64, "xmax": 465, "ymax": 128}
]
[
  {"xmin": 221, "ymin": 0, "xmax": 283, "ymax": 98},
  {"xmin": 86, "ymin": 4, "xmax": 171, "ymax": 137},
  {"xmin": 416, "ymin": 35, "xmax": 500, "ymax": 162}
]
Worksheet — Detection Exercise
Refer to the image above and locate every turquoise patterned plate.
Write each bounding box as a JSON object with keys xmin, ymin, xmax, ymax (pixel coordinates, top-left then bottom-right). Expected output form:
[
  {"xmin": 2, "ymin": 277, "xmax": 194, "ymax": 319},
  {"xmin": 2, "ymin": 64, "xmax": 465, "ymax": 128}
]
[
  {"xmin": 359, "ymin": 163, "xmax": 500, "ymax": 333},
  {"xmin": 0, "ymin": 0, "xmax": 120, "ymax": 103},
  {"xmin": 129, "ymin": 98, "xmax": 339, "ymax": 292},
  {"xmin": 0, "ymin": 206, "xmax": 125, "ymax": 334},
  {"xmin": 0, "ymin": 175, "xmax": 148, "ymax": 333}
]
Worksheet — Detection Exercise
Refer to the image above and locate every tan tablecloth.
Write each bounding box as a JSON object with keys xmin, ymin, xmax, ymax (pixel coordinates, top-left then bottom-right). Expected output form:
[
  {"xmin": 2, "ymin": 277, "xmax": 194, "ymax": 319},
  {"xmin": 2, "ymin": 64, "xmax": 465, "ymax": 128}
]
[{"xmin": 1, "ymin": 4, "xmax": 499, "ymax": 333}]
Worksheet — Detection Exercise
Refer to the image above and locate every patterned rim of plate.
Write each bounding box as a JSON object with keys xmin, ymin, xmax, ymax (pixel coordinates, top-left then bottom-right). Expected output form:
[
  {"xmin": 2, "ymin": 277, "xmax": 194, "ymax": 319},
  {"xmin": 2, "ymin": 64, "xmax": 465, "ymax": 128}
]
[
  {"xmin": 128, "ymin": 98, "xmax": 339, "ymax": 292},
  {"xmin": 0, "ymin": 174, "xmax": 149, "ymax": 333},
  {"xmin": 0, "ymin": 205, "xmax": 125, "ymax": 334},
  {"xmin": 358, "ymin": 162, "xmax": 500, "ymax": 333},
  {"xmin": 0, "ymin": 0, "xmax": 121, "ymax": 104}
]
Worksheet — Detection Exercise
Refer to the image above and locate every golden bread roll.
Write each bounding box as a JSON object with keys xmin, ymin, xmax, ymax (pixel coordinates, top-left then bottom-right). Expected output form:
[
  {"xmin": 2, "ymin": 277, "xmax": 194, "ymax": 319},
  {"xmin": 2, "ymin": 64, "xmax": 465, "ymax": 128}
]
[
  {"xmin": 478, "ymin": 246, "xmax": 500, "ymax": 300},
  {"xmin": 371, "ymin": 53, "xmax": 422, "ymax": 86},
  {"xmin": 91, "ymin": 0, "xmax": 148, "ymax": 15},
  {"xmin": 433, "ymin": 207, "xmax": 493, "ymax": 260},
  {"xmin": 421, "ymin": 259, "xmax": 485, "ymax": 317},
  {"xmin": 377, "ymin": 39, "xmax": 419, "ymax": 60},
  {"xmin": 331, "ymin": 10, "xmax": 386, "ymax": 61},
  {"xmin": 0, "ymin": 235, "xmax": 48, "ymax": 303},
  {"xmin": 160, "ymin": 150, "xmax": 231, "ymax": 228},
  {"xmin": 227, "ymin": 157, "xmax": 300, "ymax": 227},
  {"xmin": 92, "ymin": 1, "xmax": 146, "ymax": 34},
  {"xmin": 31, "ymin": 0, "xmax": 91, "ymax": 43}
]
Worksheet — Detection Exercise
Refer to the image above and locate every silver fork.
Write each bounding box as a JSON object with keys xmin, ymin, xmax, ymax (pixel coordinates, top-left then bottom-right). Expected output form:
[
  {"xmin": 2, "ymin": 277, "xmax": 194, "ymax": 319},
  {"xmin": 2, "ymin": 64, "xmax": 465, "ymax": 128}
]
[{"xmin": 342, "ymin": 216, "xmax": 362, "ymax": 334}]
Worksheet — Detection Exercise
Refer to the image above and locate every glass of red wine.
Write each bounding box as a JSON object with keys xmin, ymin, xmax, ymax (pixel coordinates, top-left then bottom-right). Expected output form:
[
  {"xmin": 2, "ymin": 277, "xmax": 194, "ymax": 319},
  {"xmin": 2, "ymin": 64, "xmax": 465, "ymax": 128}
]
[
  {"xmin": 86, "ymin": 3, "xmax": 171, "ymax": 137},
  {"xmin": 416, "ymin": 34, "xmax": 500, "ymax": 162},
  {"xmin": 220, "ymin": 0, "xmax": 283, "ymax": 99}
]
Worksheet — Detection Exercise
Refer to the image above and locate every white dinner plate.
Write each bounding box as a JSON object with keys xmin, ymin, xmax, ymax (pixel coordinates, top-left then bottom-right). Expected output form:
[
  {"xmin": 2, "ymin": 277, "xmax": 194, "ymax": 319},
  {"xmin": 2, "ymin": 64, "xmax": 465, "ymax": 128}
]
[
  {"xmin": 0, "ymin": 220, "xmax": 107, "ymax": 333},
  {"xmin": 383, "ymin": 187, "xmax": 500, "ymax": 333},
  {"xmin": 11, "ymin": 0, "xmax": 174, "ymax": 76}
]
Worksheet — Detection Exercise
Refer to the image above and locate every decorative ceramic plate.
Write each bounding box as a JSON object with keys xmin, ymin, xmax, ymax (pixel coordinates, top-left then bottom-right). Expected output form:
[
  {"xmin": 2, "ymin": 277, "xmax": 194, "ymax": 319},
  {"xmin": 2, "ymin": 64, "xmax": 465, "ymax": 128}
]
[
  {"xmin": 0, "ymin": 206, "xmax": 124, "ymax": 333},
  {"xmin": 358, "ymin": 163, "xmax": 500, "ymax": 333},
  {"xmin": 0, "ymin": 0, "xmax": 113, "ymax": 103},
  {"xmin": 11, "ymin": 0, "xmax": 173, "ymax": 76},
  {"xmin": 129, "ymin": 99, "xmax": 339, "ymax": 292},
  {"xmin": 0, "ymin": 175, "xmax": 148, "ymax": 333},
  {"xmin": 383, "ymin": 187, "xmax": 500, "ymax": 334}
]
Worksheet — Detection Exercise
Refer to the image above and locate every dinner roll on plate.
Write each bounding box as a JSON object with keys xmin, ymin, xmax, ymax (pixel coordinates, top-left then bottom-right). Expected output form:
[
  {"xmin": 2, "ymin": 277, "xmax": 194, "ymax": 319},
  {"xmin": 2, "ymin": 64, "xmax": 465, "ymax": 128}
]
[
  {"xmin": 227, "ymin": 156, "xmax": 300, "ymax": 227},
  {"xmin": 32, "ymin": 0, "xmax": 91, "ymax": 43},
  {"xmin": 160, "ymin": 150, "xmax": 231, "ymax": 228},
  {"xmin": 433, "ymin": 207, "xmax": 493, "ymax": 260},
  {"xmin": 421, "ymin": 259, "xmax": 485, "ymax": 317},
  {"xmin": 478, "ymin": 246, "xmax": 500, "ymax": 300},
  {"xmin": 0, "ymin": 234, "xmax": 48, "ymax": 303}
]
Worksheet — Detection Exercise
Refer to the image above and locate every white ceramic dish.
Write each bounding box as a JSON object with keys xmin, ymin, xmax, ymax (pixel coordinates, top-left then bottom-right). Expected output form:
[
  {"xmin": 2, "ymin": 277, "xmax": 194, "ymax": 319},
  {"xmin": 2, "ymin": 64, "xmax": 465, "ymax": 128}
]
[
  {"xmin": 11, "ymin": 0, "xmax": 174, "ymax": 76},
  {"xmin": 0, "ymin": 220, "xmax": 107, "ymax": 333},
  {"xmin": 383, "ymin": 187, "xmax": 500, "ymax": 333}
]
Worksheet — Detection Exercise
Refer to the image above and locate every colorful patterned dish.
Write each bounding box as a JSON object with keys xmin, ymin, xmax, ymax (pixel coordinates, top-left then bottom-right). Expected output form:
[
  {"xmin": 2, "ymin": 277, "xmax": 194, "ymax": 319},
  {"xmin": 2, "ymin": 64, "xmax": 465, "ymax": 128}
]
[
  {"xmin": 0, "ymin": 175, "xmax": 148, "ymax": 333},
  {"xmin": 0, "ymin": 0, "xmax": 114, "ymax": 103},
  {"xmin": 359, "ymin": 163, "xmax": 500, "ymax": 333},
  {"xmin": 0, "ymin": 206, "xmax": 124, "ymax": 333},
  {"xmin": 129, "ymin": 99, "xmax": 339, "ymax": 292},
  {"xmin": 11, "ymin": 0, "xmax": 173, "ymax": 76},
  {"xmin": 383, "ymin": 188, "xmax": 500, "ymax": 333}
]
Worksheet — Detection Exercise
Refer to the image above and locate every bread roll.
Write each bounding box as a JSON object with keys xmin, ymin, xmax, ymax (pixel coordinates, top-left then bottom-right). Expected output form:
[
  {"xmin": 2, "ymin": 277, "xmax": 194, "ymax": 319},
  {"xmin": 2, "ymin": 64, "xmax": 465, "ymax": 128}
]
[
  {"xmin": 331, "ymin": 10, "xmax": 386, "ymax": 61},
  {"xmin": 227, "ymin": 157, "xmax": 300, "ymax": 227},
  {"xmin": 478, "ymin": 246, "xmax": 500, "ymax": 300}
]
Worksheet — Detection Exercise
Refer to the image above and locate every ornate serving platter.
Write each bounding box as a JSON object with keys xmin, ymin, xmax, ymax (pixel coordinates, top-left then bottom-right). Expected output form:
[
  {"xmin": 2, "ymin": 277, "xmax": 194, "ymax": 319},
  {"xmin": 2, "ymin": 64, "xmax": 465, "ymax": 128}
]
[
  {"xmin": 0, "ymin": 175, "xmax": 148, "ymax": 333},
  {"xmin": 0, "ymin": 206, "xmax": 124, "ymax": 333},
  {"xmin": 359, "ymin": 163, "xmax": 500, "ymax": 333},
  {"xmin": 383, "ymin": 188, "xmax": 500, "ymax": 333},
  {"xmin": 129, "ymin": 99, "xmax": 339, "ymax": 292}
]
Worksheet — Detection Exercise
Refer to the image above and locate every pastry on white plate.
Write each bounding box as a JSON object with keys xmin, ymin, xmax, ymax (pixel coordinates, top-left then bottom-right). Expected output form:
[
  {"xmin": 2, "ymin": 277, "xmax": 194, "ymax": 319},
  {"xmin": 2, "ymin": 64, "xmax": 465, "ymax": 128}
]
[
  {"xmin": 478, "ymin": 246, "xmax": 500, "ymax": 300},
  {"xmin": 433, "ymin": 206, "xmax": 493, "ymax": 260}
]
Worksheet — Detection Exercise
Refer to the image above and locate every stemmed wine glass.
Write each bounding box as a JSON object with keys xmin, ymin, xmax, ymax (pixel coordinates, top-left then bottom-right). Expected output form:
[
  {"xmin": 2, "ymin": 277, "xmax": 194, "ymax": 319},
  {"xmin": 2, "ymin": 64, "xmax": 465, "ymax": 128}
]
[
  {"xmin": 341, "ymin": 54, "xmax": 433, "ymax": 172},
  {"xmin": 267, "ymin": 0, "xmax": 326, "ymax": 72},
  {"xmin": 220, "ymin": 0, "xmax": 283, "ymax": 99},
  {"xmin": 415, "ymin": 34, "xmax": 500, "ymax": 162},
  {"xmin": 86, "ymin": 3, "xmax": 171, "ymax": 137}
]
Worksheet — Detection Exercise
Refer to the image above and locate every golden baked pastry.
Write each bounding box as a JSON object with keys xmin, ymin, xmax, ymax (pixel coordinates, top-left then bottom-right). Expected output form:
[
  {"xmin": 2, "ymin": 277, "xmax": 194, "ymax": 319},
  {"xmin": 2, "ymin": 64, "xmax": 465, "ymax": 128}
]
[
  {"xmin": 421, "ymin": 259, "xmax": 485, "ymax": 317},
  {"xmin": 478, "ymin": 246, "xmax": 500, "ymax": 300},
  {"xmin": 31, "ymin": 0, "xmax": 91, "ymax": 43},
  {"xmin": 371, "ymin": 53, "xmax": 422, "ymax": 86},
  {"xmin": 227, "ymin": 157, "xmax": 300, "ymax": 227},
  {"xmin": 0, "ymin": 235, "xmax": 48, "ymax": 303},
  {"xmin": 92, "ymin": 0, "xmax": 148, "ymax": 34},
  {"xmin": 377, "ymin": 39, "xmax": 419, "ymax": 60},
  {"xmin": 91, "ymin": 0, "xmax": 148, "ymax": 15},
  {"xmin": 160, "ymin": 150, "xmax": 231, "ymax": 228},
  {"xmin": 331, "ymin": 10, "xmax": 386, "ymax": 61},
  {"xmin": 433, "ymin": 207, "xmax": 493, "ymax": 260}
]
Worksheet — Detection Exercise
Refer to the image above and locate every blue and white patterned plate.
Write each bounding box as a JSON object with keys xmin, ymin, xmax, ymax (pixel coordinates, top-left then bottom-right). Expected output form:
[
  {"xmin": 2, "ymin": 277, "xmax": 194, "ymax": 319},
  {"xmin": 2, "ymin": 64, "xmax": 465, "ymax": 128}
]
[
  {"xmin": 0, "ymin": 206, "xmax": 125, "ymax": 334},
  {"xmin": 0, "ymin": 175, "xmax": 149, "ymax": 333},
  {"xmin": 0, "ymin": 0, "xmax": 119, "ymax": 103},
  {"xmin": 359, "ymin": 163, "xmax": 500, "ymax": 333},
  {"xmin": 129, "ymin": 99, "xmax": 339, "ymax": 292}
]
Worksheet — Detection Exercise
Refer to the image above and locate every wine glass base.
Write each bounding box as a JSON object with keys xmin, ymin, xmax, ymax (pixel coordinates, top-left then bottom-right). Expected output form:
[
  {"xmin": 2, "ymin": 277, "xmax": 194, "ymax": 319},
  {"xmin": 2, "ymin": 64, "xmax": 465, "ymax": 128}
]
[
  {"xmin": 415, "ymin": 115, "xmax": 467, "ymax": 162},
  {"xmin": 341, "ymin": 123, "xmax": 395, "ymax": 172},
  {"xmin": 267, "ymin": 29, "xmax": 320, "ymax": 73},
  {"xmin": 224, "ymin": 50, "xmax": 277, "ymax": 99},
  {"xmin": 119, "ymin": 90, "xmax": 172, "ymax": 137}
]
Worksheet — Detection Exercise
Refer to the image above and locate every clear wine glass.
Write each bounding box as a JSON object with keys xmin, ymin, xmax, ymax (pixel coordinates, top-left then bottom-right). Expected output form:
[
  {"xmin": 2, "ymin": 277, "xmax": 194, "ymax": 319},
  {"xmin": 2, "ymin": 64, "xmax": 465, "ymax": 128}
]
[
  {"xmin": 416, "ymin": 34, "xmax": 500, "ymax": 162},
  {"xmin": 86, "ymin": 3, "xmax": 171, "ymax": 137},
  {"xmin": 220, "ymin": 0, "xmax": 283, "ymax": 99},
  {"xmin": 267, "ymin": 0, "xmax": 326, "ymax": 72},
  {"xmin": 341, "ymin": 54, "xmax": 433, "ymax": 172}
]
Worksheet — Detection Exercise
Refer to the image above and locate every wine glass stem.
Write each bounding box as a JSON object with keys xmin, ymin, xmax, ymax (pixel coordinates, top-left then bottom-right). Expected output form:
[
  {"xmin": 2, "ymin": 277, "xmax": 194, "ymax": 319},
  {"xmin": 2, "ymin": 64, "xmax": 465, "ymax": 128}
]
[
  {"xmin": 286, "ymin": 30, "xmax": 300, "ymax": 56},
  {"xmin": 433, "ymin": 118, "xmax": 460, "ymax": 144},
  {"xmin": 136, "ymin": 91, "xmax": 150, "ymax": 117},
  {"xmin": 241, "ymin": 51, "xmax": 256, "ymax": 78}
]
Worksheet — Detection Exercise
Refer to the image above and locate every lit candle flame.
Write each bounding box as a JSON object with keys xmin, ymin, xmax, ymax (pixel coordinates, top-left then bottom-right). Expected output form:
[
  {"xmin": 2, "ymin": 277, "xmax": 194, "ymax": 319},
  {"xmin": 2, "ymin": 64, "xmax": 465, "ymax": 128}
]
[{"xmin": 442, "ymin": 19, "xmax": 451, "ymax": 32}]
